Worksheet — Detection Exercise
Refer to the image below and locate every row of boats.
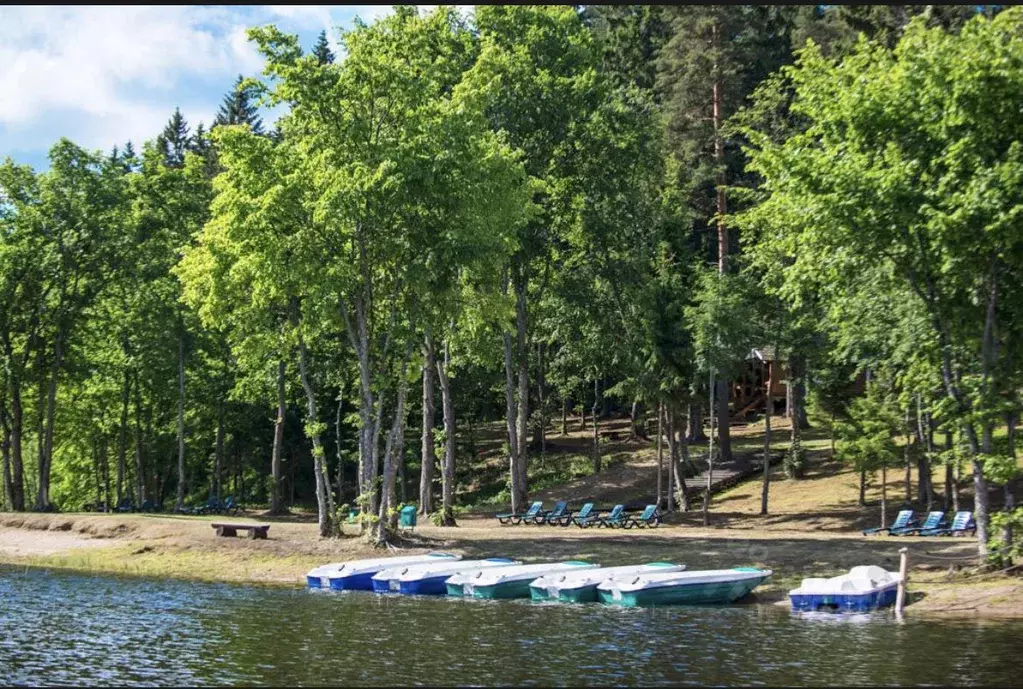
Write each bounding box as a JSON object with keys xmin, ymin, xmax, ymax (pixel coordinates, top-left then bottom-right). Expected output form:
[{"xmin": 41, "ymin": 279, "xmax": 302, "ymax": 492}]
[{"xmin": 306, "ymin": 553, "xmax": 774, "ymax": 606}]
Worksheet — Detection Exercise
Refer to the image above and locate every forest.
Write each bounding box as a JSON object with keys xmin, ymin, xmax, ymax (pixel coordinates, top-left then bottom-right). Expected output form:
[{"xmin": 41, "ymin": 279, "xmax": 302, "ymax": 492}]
[{"xmin": 0, "ymin": 5, "xmax": 1019, "ymax": 559}]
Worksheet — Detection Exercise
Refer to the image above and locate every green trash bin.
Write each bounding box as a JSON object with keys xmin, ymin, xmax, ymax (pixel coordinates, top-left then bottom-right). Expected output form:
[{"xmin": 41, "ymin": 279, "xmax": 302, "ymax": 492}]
[{"xmin": 399, "ymin": 505, "xmax": 417, "ymax": 530}]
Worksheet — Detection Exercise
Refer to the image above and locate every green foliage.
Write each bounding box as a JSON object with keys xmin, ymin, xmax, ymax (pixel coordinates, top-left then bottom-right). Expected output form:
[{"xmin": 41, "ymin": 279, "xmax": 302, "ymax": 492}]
[{"xmin": 835, "ymin": 381, "xmax": 903, "ymax": 474}]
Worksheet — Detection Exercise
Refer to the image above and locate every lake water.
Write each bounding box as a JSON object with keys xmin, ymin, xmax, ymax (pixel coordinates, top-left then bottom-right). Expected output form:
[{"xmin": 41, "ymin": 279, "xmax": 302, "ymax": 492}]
[{"xmin": 2, "ymin": 566, "xmax": 1022, "ymax": 686}]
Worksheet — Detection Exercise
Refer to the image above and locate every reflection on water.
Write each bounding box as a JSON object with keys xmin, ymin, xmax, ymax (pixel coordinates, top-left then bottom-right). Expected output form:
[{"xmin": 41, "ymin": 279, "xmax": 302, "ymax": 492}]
[{"xmin": 2, "ymin": 566, "xmax": 1022, "ymax": 686}]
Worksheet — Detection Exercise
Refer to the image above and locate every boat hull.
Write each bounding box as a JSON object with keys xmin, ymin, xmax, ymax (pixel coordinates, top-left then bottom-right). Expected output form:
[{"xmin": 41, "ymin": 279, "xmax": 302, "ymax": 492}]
[
  {"xmin": 529, "ymin": 584, "xmax": 599, "ymax": 603},
  {"xmin": 328, "ymin": 572, "xmax": 377, "ymax": 591},
  {"xmin": 599, "ymin": 575, "xmax": 770, "ymax": 607},
  {"xmin": 445, "ymin": 582, "xmax": 465, "ymax": 596},
  {"xmin": 467, "ymin": 579, "xmax": 532, "ymax": 599},
  {"xmin": 789, "ymin": 583, "xmax": 898, "ymax": 613},
  {"xmin": 398, "ymin": 576, "xmax": 450, "ymax": 596}
]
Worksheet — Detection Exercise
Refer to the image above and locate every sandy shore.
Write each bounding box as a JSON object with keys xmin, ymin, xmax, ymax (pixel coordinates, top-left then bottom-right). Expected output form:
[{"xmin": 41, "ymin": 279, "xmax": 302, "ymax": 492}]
[{"xmin": 1, "ymin": 511, "xmax": 1020, "ymax": 617}]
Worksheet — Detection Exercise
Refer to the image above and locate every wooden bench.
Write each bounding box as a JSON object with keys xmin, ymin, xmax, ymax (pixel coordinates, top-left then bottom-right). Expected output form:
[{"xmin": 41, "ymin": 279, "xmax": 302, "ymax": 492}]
[{"xmin": 211, "ymin": 522, "xmax": 270, "ymax": 539}]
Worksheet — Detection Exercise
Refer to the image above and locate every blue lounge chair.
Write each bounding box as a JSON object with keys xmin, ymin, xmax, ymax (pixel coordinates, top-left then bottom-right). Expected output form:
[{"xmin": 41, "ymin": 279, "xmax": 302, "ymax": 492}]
[
  {"xmin": 496, "ymin": 501, "xmax": 543, "ymax": 525},
  {"xmin": 626, "ymin": 504, "xmax": 661, "ymax": 529},
  {"xmin": 115, "ymin": 497, "xmax": 134, "ymax": 513},
  {"xmin": 571, "ymin": 503, "xmax": 598, "ymax": 527},
  {"xmin": 862, "ymin": 509, "xmax": 915, "ymax": 536},
  {"xmin": 223, "ymin": 496, "xmax": 241, "ymax": 516},
  {"xmin": 921, "ymin": 511, "xmax": 976, "ymax": 537},
  {"xmin": 540, "ymin": 500, "xmax": 569, "ymax": 526},
  {"xmin": 599, "ymin": 504, "xmax": 627, "ymax": 528},
  {"xmin": 892, "ymin": 510, "xmax": 945, "ymax": 536},
  {"xmin": 202, "ymin": 497, "xmax": 225, "ymax": 515}
]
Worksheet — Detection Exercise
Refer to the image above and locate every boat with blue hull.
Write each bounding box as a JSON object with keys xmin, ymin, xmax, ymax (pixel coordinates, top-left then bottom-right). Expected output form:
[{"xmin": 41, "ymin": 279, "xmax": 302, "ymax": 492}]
[
  {"xmin": 789, "ymin": 566, "xmax": 901, "ymax": 613},
  {"xmin": 598, "ymin": 568, "xmax": 772, "ymax": 607},
  {"xmin": 371, "ymin": 558, "xmax": 521, "ymax": 595},
  {"xmin": 305, "ymin": 553, "xmax": 460, "ymax": 590},
  {"xmin": 529, "ymin": 562, "xmax": 684, "ymax": 603}
]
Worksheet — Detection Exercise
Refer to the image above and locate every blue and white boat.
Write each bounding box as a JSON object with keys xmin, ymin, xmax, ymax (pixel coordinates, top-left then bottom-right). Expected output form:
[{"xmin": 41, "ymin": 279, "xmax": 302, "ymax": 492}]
[
  {"xmin": 529, "ymin": 562, "xmax": 685, "ymax": 603},
  {"xmin": 789, "ymin": 565, "xmax": 901, "ymax": 613},
  {"xmin": 372, "ymin": 558, "xmax": 521, "ymax": 595},
  {"xmin": 306, "ymin": 552, "xmax": 460, "ymax": 590}
]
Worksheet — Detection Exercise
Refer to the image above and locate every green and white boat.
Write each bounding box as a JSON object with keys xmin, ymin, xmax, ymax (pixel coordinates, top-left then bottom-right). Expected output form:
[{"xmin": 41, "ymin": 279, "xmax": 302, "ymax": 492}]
[
  {"xmin": 597, "ymin": 567, "xmax": 772, "ymax": 607},
  {"xmin": 447, "ymin": 561, "xmax": 598, "ymax": 599},
  {"xmin": 529, "ymin": 562, "xmax": 685, "ymax": 603}
]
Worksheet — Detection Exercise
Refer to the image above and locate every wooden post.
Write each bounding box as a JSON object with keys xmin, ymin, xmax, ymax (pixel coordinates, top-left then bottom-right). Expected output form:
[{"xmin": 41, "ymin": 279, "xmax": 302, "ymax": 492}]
[{"xmin": 895, "ymin": 547, "xmax": 908, "ymax": 617}]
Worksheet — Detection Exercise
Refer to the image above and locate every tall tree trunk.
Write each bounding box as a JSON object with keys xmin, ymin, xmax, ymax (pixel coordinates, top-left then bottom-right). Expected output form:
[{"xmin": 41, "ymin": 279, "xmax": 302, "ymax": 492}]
[
  {"xmin": 859, "ymin": 469, "xmax": 867, "ymax": 507},
  {"xmin": 581, "ymin": 403, "xmax": 587, "ymax": 431},
  {"xmin": 9, "ymin": 369, "xmax": 24, "ymax": 511},
  {"xmin": 1003, "ymin": 412, "xmax": 1016, "ymax": 555},
  {"xmin": 561, "ymin": 398, "xmax": 568, "ymax": 436},
  {"xmin": 706, "ymin": 371, "xmax": 715, "ymax": 526},
  {"xmin": 790, "ymin": 354, "xmax": 810, "ymax": 430},
  {"xmin": 672, "ymin": 409, "xmax": 691, "ymax": 512},
  {"xmin": 536, "ymin": 341, "xmax": 546, "ymax": 454},
  {"xmin": 213, "ymin": 400, "xmax": 225, "ymax": 501},
  {"xmin": 419, "ymin": 332, "xmax": 437, "ymax": 515},
  {"xmin": 270, "ymin": 359, "xmax": 287, "ymax": 515},
  {"xmin": 377, "ymin": 346, "xmax": 411, "ymax": 542},
  {"xmin": 630, "ymin": 400, "xmax": 640, "ymax": 441},
  {"xmin": 715, "ymin": 378, "xmax": 732, "ymax": 465},
  {"xmin": 133, "ymin": 371, "xmax": 145, "ymax": 506},
  {"xmin": 710, "ymin": 18, "xmax": 733, "ymax": 468},
  {"xmin": 1, "ymin": 393, "xmax": 12, "ymax": 511},
  {"xmin": 904, "ymin": 423, "xmax": 913, "ymax": 504},
  {"xmin": 591, "ymin": 378, "xmax": 601, "ymax": 475},
  {"xmin": 916, "ymin": 397, "xmax": 936, "ymax": 510},
  {"xmin": 656, "ymin": 402, "xmax": 663, "ymax": 510},
  {"xmin": 666, "ymin": 407, "xmax": 676, "ymax": 513},
  {"xmin": 761, "ymin": 401, "xmax": 771, "ymax": 515},
  {"xmin": 515, "ymin": 280, "xmax": 529, "ymax": 504},
  {"xmin": 437, "ymin": 339, "xmax": 457, "ymax": 526},
  {"xmin": 297, "ymin": 332, "xmax": 335, "ymax": 538},
  {"xmin": 37, "ymin": 334, "xmax": 63, "ymax": 510},
  {"xmin": 341, "ymin": 298, "xmax": 377, "ymax": 523},
  {"xmin": 335, "ymin": 394, "xmax": 345, "ymax": 504},
  {"xmin": 503, "ymin": 331, "xmax": 521, "ymax": 513},
  {"xmin": 116, "ymin": 368, "xmax": 130, "ymax": 505},
  {"xmin": 881, "ymin": 464, "xmax": 888, "ymax": 531},
  {"xmin": 686, "ymin": 402, "xmax": 705, "ymax": 443},
  {"xmin": 175, "ymin": 331, "xmax": 186, "ymax": 510}
]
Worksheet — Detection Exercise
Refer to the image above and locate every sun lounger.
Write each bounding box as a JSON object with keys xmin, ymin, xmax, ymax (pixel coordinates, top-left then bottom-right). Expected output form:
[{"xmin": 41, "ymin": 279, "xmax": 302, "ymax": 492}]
[
  {"xmin": 626, "ymin": 504, "xmax": 661, "ymax": 528},
  {"xmin": 496, "ymin": 501, "xmax": 543, "ymax": 525},
  {"xmin": 570, "ymin": 503, "xmax": 597, "ymax": 527},
  {"xmin": 891, "ymin": 510, "xmax": 944, "ymax": 536},
  {"xmin": 862, "ymin": 509, "xmax": 915, "ymax": 536},
  {"xmin": 539, "ymin": 500, "xmax": 569, "ymax": 526},
  {"xmin": 921, "ymin": 510, "xmax": 976, "ymax": 537},
  {"xmin": 598, "ymin": 504, "xmax": 627, "ymax": 528}
]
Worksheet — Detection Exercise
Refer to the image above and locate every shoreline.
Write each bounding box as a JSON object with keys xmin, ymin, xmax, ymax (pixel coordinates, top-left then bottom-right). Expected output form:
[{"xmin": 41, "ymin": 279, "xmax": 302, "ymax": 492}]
[{"xmin": 3, "ymin": 512, "xmax": 1022, "ymax": 619}]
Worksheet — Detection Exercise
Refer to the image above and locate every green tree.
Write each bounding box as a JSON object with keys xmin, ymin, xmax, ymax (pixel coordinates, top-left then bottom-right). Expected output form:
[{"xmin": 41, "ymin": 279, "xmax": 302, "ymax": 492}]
[{"xmin": 737, "ymin": 9, "xmax": 1023, "ymax": 555}]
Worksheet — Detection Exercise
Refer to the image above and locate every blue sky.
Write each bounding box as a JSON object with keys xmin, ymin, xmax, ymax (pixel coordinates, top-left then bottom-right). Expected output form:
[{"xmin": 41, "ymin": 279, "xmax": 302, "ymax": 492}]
[{"xmin": 0, "ymin": 5, "xmax": 465, "ymax": 171}]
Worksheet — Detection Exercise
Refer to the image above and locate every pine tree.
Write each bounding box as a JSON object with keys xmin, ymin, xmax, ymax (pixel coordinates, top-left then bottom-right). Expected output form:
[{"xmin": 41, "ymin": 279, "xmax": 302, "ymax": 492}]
[
  {"xmin": 213, "ymin": 75, "xmax": 264, "ymax": 135},
  {"xmin": 157, "ymin": 108, "xmax": 191, "ymax": 168},
  {"xmin": 121, "ymin": 141, "xmax": 137, "ymax": 173},
  {"xmin": 312, "ymin": 30, "xmax": 335, "ymax": 65},
  {"xmin": 189, "ymin": 122, "xmax": 218, "ymax": 178}
]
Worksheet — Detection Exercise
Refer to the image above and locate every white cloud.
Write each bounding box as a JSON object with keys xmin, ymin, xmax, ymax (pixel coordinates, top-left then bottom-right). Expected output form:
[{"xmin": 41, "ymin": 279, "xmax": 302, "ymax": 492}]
[{"xmin": 0, "ymin": 5, "xmax": 397, "ymax": 165}]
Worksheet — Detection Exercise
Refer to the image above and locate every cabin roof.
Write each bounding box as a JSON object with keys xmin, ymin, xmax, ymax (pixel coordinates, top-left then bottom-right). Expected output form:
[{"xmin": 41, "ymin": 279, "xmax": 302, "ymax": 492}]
[{"xmin": 748, "ymin": 347, "xmax": 787, "ymax": 363}]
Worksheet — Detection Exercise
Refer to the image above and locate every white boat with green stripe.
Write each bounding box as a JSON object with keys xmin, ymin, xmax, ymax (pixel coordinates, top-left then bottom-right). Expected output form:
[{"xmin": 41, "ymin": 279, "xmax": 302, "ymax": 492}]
[
  {"xmin": 597, "ymin": 567, "xmax": 772, "ymax": 607},
  {"xmin": 529, "ymin": 562, "xmax": 684, "ymax": 603},
  {"xmin": 447, "ymin": 561, "xmax": 599, "ymax": 599}
]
